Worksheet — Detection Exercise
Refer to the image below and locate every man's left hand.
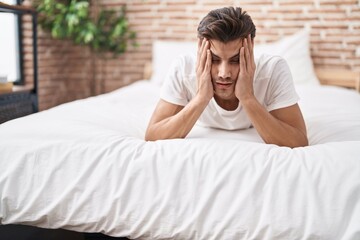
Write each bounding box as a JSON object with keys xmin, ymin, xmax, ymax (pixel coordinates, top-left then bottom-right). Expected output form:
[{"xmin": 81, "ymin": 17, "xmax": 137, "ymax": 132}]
[{"xmin": 235, "ymin": 34, "xmax": 256, "ymax": 101}]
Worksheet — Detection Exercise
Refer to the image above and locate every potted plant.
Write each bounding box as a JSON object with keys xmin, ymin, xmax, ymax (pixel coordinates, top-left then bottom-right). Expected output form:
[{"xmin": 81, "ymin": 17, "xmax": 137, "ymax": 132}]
[{"xmin": 34, "ymin": 0, "xmax": 137, "ymax": 55}]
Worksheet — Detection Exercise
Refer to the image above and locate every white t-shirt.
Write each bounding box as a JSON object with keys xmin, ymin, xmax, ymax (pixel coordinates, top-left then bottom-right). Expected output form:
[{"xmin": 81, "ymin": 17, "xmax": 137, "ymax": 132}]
[{"xmin": 160, "ymin": 53, "xmax": 299, "ymax": 130}]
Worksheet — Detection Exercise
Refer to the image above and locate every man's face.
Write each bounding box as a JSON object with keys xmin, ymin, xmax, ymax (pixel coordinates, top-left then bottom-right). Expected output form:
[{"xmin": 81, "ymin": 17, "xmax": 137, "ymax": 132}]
[{"xmin": 209, "ymin": 39, "xmax": 244, "ymax": 102}]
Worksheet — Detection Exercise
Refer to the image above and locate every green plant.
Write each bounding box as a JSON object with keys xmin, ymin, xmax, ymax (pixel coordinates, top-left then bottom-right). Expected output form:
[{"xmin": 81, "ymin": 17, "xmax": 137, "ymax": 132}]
[{"xmin": 34, "ymin": 0, "xmax": 137, "ymax": 55}]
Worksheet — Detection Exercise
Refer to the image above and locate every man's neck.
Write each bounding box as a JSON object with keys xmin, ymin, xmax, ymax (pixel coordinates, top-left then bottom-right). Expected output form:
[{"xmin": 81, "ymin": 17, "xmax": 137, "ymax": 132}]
[{"xmin": 214, "ymin": 96, "xmax": 239, "ymax": 111}]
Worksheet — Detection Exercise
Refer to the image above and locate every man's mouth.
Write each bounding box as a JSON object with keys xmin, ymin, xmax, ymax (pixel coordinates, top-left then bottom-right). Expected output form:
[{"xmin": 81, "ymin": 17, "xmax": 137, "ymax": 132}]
[{"xmin": 215, "ymin": 81, "xmax": 233, "ymax": 89}]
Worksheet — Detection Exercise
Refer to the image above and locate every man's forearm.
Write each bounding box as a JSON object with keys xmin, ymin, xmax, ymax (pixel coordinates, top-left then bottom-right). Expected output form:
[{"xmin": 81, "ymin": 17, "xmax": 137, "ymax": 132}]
[
  {"xmin": 241, "ymin": 97, "xmax": 308, "ymax": 148},
  {"xmin": 145, "ymin": 96, "xmax": 209, "ymax": 141}
]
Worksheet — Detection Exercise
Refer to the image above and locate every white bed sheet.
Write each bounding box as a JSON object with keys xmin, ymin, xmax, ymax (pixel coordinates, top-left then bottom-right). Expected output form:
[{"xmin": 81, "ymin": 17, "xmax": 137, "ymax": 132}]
[{"xmin": 0, "ymin": 81, "xmax": 360, "ymax": 239}]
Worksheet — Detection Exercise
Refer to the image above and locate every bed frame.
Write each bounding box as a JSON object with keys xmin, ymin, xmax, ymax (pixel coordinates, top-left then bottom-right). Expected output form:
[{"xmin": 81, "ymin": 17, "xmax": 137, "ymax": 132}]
[
  {"xmin": 316, "ymin": 68, "xmax": 360, "ymax": 92},
  {"xmin": 0, "ymin": 224, "xmax": 129, "ymax": 240}
]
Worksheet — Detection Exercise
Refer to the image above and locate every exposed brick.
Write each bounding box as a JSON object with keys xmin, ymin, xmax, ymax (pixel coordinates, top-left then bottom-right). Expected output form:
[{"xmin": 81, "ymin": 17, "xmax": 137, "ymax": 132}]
[
  {"xmin": 278, "ymin": 1, "xmax": 315, "ymax": 6},
  {"xmin": 19, "ymin": 0, "xmax": 360, "ymax": 110},
  {"xmin": 233, "ymin": 0, "xmax": 273, "ymax": 5},
  {"xmin": 156, "ymin": 5, "xmax": 189, "ymax": 12},
  {"xmin": 267, "ymin": 8, "xmax": 304, "ymax": 14},
  {"xmin": 281, "ymin": 15, "xmax": 320, "ymax": 21},
  {"xmin": 319, "ymin": 0, "xmax": 358, "ymax": 6},
  {"xmin": 308, "ymin": 8, "xmax": 347, "ymax": 14},
  {"xmin": 166, "ymin": 0, "xmax": 197, "ymax": 5},
  {"xmin": 126, "ymin": 0, "xmax": 160, "ymax": 5}
]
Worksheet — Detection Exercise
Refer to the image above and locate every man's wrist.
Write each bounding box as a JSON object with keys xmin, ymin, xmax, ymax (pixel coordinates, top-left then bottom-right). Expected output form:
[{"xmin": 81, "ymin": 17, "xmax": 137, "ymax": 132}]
[
  {"xmin": 194, "ymin": 94, "xmax": 212, "ymax": 108},
  {"xmin": 239, "ymin": 93, "xmax": 256, "ymax": 107},
  {"xmin": 236, "ymin": 90, "xmax": 254, "ymax": 100}
]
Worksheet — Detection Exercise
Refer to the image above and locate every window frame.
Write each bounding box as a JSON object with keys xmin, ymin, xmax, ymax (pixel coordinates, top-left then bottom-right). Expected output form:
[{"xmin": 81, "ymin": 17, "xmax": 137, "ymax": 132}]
[
  {"xmin": 16, "ymin": 0, "xmax": 24, "ymax": 86},
  {"xmin": 0, "ymin": 0, "xmax": 38, "ymax": 113},
  {"xmin": 0, "ymin": 0, "xmax": 24, "ymax": 85}
]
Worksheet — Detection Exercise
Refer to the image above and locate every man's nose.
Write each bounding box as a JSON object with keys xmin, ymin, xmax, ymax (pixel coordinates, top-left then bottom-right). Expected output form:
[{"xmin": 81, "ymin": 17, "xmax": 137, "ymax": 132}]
[{"xmin": 218, "ymin": 62, "xmax": 231, "ymax": 79}]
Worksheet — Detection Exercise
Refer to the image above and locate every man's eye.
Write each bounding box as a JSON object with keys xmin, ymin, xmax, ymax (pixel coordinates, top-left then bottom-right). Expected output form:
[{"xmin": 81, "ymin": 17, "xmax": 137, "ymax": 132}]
[
  {"xmin": 231, "ymin": 59, "xmax": 239, "ymax": 63},
  {"xmin": 212, "ymin": 59, "xmax": 220, "ymax": 63}
]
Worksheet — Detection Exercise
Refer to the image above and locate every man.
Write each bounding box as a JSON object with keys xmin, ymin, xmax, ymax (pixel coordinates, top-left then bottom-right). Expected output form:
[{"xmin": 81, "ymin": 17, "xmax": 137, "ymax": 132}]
[{"xmin": 145, "ymin": 6, "xmax": 308, "ymax": 148}]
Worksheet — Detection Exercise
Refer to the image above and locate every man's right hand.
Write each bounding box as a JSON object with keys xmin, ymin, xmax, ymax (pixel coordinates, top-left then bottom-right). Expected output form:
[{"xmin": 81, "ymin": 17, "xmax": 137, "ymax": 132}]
[
  {"xmin": 196, "ymin": 38, "xmax": 214, "ymax": 102},
  {"xmin": 145, "ymin": 38, "xmax": 214, "ymax": 141}
]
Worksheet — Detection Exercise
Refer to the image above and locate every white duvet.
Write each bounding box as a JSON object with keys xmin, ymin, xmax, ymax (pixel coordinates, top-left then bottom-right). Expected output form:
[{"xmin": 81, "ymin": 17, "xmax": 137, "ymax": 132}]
[{"xmin": 0, "ymin": 81, "xmax": 360, "ymax": 240}]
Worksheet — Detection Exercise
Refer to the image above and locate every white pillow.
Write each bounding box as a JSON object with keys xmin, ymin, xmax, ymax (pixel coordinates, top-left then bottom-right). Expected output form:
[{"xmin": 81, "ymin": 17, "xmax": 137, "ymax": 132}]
[
  {"xmin": 151, "ymin": 30, "xmax": 320, "ymax": 86},
  {"xmin": 151, "ymin": 40, "xmax": 197, "ymax": 86},
  {"xmin": 254, "ymin": 29, "xmax": 320, "ymax": 85}
]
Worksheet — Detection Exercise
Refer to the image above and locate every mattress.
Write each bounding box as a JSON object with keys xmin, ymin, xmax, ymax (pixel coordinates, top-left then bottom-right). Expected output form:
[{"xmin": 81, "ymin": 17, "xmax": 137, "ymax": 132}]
[{"xmin": 0, "ymin": 80, "xmax": 360, "ymax": 239}]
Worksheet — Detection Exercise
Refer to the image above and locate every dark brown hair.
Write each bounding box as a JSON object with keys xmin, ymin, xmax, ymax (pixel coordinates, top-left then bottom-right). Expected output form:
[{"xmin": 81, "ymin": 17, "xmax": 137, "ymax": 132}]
[{"xmin": 197, "ymin": 7, "xmax": 256, "ymax": 42}]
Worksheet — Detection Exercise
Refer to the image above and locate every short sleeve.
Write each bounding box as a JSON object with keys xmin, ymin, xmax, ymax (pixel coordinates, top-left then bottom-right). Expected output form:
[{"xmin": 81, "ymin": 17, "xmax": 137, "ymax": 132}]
[
  {"xmin": 160, "ymin": 56, "xmax": 189, "ymax": 106},
  {"xmin": 265, "ymin": 58, "xmax": 300, "ymax": 112}
]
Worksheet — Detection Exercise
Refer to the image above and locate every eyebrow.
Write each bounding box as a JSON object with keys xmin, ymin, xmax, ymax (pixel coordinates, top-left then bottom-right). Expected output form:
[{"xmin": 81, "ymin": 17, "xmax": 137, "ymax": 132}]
[
  {"xmin": 211, "ymin": 52, "xmax": 239, "ymax": 60},
  {"xmin": 230, "ymin": 54, "xmax": 240, "ymax": 59}
]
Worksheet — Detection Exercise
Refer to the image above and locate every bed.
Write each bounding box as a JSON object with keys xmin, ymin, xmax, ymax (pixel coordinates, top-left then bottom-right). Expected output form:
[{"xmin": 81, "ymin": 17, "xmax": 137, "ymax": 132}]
[{"xmin": 1, "ymin": 31, "xmax": 360, "ymax": 240}]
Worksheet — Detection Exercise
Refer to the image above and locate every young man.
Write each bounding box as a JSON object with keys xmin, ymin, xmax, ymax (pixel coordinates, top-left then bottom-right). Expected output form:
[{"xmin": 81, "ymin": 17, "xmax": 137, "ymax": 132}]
[{"xmin": 145, "ymin": 6, "xmax": 308, "ymax": 148}]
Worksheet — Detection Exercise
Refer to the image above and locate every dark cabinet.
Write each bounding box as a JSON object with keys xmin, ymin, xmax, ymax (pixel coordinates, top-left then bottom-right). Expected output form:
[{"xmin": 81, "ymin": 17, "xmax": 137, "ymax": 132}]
[{"xmin": 0, "ymin": 2, "xmax": 38, "ymax": 124}]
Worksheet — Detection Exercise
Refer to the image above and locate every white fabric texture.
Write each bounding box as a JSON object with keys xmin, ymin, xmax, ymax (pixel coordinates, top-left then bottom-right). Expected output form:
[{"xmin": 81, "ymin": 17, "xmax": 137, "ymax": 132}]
[
  {"xmin": 254, "ymin": 29, "xmax": 320, "ymax": 85},
  {"xmin": 1, "ymin": 81, "xmax": 360, "ymax": 240},
  {"xmin": 160, "ymin": 53, "xmax": 299, "ymax": 130},
  {"xmin": 151, "ymin": 40, "xmax": 197, "ymax": 86}
]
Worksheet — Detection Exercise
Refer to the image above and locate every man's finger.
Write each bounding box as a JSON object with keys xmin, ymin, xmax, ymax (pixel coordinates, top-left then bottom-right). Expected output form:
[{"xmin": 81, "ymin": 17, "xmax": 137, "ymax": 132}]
[
  {"xmin": 197, "ymin": 38, "xmax": 207, "ymax": 69},
  {"xmin": 244, "ymin": 38, "xmax": 251, "ymax": 70},
  {"xmin": 205, "ymin": 49, "xmax": 212, "ymax": 71},
  {"xmin": 247, "ymin": 34, "xmax": 253, "ymax": 54},
  {"xmin": 197, "ymin": 38, "xmax": 205, "ymax": 64},
  {"xmin": 240, "ymin": 46, "xmax": 246, "ymax": 73},
  {"xmin": 197, "ymin": 37, "xmax": 202, "ymax": 49},
  {"xmin": 201, "ymin": 38, "xmax": 207, "ymax": 54},
  {"xmin": 247, "ymin": 35, "xmax": 253, "ymax": 57},
  {"xmin": 248, "ymin": 34, "xmax": 255, "ymax": 66},
  {"xmin": 244, "ymin": 38, "xmax": 250, "ymax": 69},
  {"xmin": 200, "ymin": 40, "xmax": 209, "ymax": 71},
  {"xmin": 197, "ymin": 38, "xmax": 202, "ymax": 65}
]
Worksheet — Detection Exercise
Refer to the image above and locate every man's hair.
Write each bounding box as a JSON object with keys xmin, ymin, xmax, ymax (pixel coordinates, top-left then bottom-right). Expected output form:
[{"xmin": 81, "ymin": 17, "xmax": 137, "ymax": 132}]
[{"xmin": 197, "ymin": 6, "xmax": 256, "ymax": 42}]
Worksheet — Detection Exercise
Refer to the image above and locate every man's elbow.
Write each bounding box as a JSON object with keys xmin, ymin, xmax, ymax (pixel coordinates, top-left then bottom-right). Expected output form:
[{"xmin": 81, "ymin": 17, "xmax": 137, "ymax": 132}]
[
  {"xmin": 290, "ymin": 138, "xmax": 308, "ymax": 148},
  {"xmin": 301, "ymin": 136, "xmax": 309, "ymax": 147},
  {"xmin": 145, "ymin": 127, "xmax": 186, "ymax": 141},
  {"xmin": 281, "ymin": 129, "xmax": 309, "ymax": 148},
  {"xmin": 264, "ymin": 133, "xmax": 308, "ymax": 148},
  {"xmin": 294, "ymin": 131, "xmax": 309, "ymax": 148},
  {"xmin": 145, "ymin": 128, "xmax": 156, "ymax": 141},
  {"xmin": 280, "ymin": 135, "xmax": 309, "ymax": 148},
  {"xmin": 145, "ymin": 134, "xmax": 158, "ymax": 141}
]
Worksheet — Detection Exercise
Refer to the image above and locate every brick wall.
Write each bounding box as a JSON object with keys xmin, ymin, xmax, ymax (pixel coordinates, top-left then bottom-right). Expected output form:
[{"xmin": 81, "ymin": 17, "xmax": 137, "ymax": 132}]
[
  {"xmin": 22, "ymin": 2, "xmax": 94, "ymax": 111},
  {"xmin": 23, "ymin": 0, "xmax": 360, "ymax": 110}
]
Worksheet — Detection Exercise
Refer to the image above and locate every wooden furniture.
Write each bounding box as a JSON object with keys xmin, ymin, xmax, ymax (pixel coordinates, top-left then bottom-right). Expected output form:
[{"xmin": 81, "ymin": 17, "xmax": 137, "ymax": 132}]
[
  {"xmin": 0, "ymin": 2, "xmax": 38, "ymax": 124},
  {"xmin": 316, "ymin": 68, "xmax": 360, "ymax": 92}
]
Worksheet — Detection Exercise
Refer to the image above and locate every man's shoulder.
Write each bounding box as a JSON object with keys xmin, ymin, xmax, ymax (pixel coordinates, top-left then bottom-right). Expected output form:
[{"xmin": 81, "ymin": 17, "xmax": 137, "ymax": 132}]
[
  {"xmin": 255, "ymin": 54, "xmax": 288, "ymax": 79},
  {"xmin": 163, "ymin": 53, "xmax": 197, "ymax": 96},
  {"xmin": 256, "ymin": 54, "xmax": 286, "ymax": 70},
  {"xmin": 173, "ymin": 53, "xmax": 197, "ymax": 76}
]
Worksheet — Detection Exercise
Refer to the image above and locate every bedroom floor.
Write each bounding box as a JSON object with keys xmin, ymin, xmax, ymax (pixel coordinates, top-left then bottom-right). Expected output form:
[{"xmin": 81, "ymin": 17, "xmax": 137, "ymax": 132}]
[{"xmin": 0, "ymin": 225, "xmax": 129, "ymax": 240}]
